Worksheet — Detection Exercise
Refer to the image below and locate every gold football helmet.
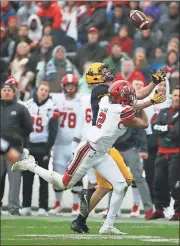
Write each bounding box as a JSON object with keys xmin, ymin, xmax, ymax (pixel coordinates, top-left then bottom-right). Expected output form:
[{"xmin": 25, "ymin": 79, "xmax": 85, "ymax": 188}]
[{"xmin": 85, "ymin": 62, "xmax": 115, "ymax": 84}]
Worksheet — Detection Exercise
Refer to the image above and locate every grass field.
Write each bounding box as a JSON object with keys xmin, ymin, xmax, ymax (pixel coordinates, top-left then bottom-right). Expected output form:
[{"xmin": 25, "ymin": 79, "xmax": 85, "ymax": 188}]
[{"xmin": 1, "ymin": 216, "xmax": 179, "ymax": 245}]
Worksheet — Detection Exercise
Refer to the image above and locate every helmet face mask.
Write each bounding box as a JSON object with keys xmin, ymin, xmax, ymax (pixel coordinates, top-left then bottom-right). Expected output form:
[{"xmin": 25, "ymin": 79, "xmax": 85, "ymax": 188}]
[{"xmin": 64, "ymin": 83, "xmax": 77, "ymax": 95}]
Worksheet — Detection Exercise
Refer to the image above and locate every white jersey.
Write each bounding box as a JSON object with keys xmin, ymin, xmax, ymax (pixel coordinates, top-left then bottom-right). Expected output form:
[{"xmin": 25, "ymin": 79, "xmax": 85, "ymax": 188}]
[
  {"xmin": 54, "ymin": 93, "xmax": 82, "ymax": 145},
  {"xmin": 26, "ymin": 97, "xmax": 57, "ymax": 143},
  {"xmin": 74, "ymin": 93, "xmax": 92, "ymax": 141},
  {"xmin": 87, "ymin": 96, "xmax": 129, "ymax": 153}
]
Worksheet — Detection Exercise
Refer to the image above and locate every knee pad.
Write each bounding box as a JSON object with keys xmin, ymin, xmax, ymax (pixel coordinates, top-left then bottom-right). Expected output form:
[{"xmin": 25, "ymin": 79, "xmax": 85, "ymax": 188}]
[{"xmin": 71, "ymin": 180, "xmax": 83, "ymax": 194}]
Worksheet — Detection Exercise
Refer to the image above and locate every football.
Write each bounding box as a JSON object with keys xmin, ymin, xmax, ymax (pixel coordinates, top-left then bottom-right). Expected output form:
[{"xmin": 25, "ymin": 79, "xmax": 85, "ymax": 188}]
[{"xmin": 130, "ymin": 10, "xmax": 149, "ymax": 30}]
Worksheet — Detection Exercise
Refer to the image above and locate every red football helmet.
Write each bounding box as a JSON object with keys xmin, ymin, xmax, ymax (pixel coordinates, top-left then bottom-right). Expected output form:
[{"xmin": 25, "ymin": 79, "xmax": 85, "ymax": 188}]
[
  {"xmin": 108, "ymin": 80, "xmax": 137, "ymax": 106},
  {"xmin": 61, "ymin": 74, "xmax": 79, "ymax": 94}
]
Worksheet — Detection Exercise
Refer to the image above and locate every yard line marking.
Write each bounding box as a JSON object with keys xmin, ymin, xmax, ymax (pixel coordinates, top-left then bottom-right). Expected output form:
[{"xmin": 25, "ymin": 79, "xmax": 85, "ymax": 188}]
[{"xmin": 15, "ymin": 234, "xmax": 179, "ymax": 243}]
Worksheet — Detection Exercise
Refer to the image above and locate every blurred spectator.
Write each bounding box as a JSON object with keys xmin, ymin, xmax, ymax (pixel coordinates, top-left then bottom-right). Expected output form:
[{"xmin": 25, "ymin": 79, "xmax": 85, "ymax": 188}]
[
  {"xmin": 103, "ymin": 43, "xmax": 129, "ymax": 74},
  {"xmin": 43, "ymin": 23, "xmax": 52, "ymax": 36},
  {"xmin": 164, "ymin": 51, "xmax": 179, "ymax": 93},
  {"xmin": 13, "ymin": 25, "xmax": 33, "ymax": 54},
  {"xmin": 10, "ymin": 42, "xmax": 30, "ymax": 97},
  {"xmin": 133, "ymin": 29, "xmax": 156, "ymax": 62},
  {"xmin": 74, "ymin": 27, "xmax": 107, "ymax": 75},
  {"xmin": 158, "ymin": 2, "xmax": 179, "ymax": 43},
  {"xmin": 78, "ymin": 61, "xmax": 93, "ymax": 94},
  {"xmin": 22, "ymin": 35, "xmax": 54, "ymax": 94},
  {"xmin": 27, "ymin": 14, "xmax": 43, "ymax": 43},
  {"xmin": 167, "ymin": 39, "xmax": 179, "ymax": 53},
  {"xmin": 61, "ymin": 1, "xmax": 78, "ymax": 41},
  {"xmin": 7, "ymin": 16, "xmax": 19, "ymax": 40},
  {"xmin": 17, "ymin": 1, "xmax": 39, "ymax": 25},
  {"xmin": 128, "ymin": 1, "xmax": 142, "ymax": 11},
  {"xmin": 151, "ymin": 47, "xmax": 166, "ymax": 72},
  {"xmin": 45, "ymin": 45, "xmax": 79, "ymax": 93},
  {"xmin": 1, "ymin": 0, "xmax": 16, "ymax": 25},
  {"xmin": 142, "ymin": 14, "xmax": 163, "ymax": 48},
  {"xmin": 149, "ymin": 86, "xmax": 180, "ymax": 221},
  {"xmin": 36, "ymin": 0, "xmax": 62, "ymax": 30},
  {"xmin": 0, "ymin": 23, "xmax": 15, "ymax": 65},
  {"xmin": 21, "ymin": 82, "xmax": 58, "ymax": 216},
  {"xmin": 85, "ymin": 1, "xmax": 108, "ymax": 40},
  {"xmin": 143, "ymin": 2, "xmax": 162, "ymax": 22},
  {"xmin": 115, "ymin": 59, "xmax": 146, "ymax": 84},
  {"xmin": 108, "ymin": 25, "xmax": 133, "ymax": 55},
  {"xmin": 133, "ymin": 48, "xmax": 150, "ymax": 82},
  {"xmin": 108, "ymin": 4, "xmax": 128, "ymax": 38}
]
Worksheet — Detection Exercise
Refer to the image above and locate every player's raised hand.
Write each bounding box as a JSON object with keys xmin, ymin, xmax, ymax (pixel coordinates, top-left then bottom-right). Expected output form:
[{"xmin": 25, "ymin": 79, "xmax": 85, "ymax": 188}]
[
  {"xmin": 151, "ymin": 69, "xmax": 166, "ymax": 85},
  {"xmin": 151, "ymin": 90, "xmax": 166, "ymax": 104}
]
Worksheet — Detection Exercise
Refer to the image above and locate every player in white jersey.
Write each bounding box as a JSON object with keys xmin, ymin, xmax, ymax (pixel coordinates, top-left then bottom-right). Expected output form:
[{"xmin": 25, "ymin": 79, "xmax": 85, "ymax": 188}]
[
  {"xmin": 21, "ymin": 82, "xmax": 59, "ymax": 216},
  {"xmin": 49, "ymin": 74, "xmax": 83, "ymax": 216},
  {"xmin": 12, "ymin": 80, "xmax": 166, "ymax": 232}
]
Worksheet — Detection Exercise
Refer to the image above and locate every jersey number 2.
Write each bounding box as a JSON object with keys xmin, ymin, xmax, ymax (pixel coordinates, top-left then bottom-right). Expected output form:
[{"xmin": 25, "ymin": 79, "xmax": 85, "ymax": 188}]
[
  {"xmin": 96, "ymin": 112, "xmax": 106, "ymax": 129},
  {"xmin": 32, "ymin": 117, "xmax": 43, "ymax": 133},
  {"xmin": 60, "ymin": 112, "xmax": 76, "ymax": 128}
]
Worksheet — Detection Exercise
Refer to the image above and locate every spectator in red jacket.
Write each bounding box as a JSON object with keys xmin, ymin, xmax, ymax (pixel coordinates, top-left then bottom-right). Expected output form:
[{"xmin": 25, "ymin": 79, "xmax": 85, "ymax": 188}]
[
  {"xmin": 108, "ymin": 25, "xmax": 133, "ymax": 55},
  {"xmin": 36, "ymin": 1, "xmax": 62, "ymax": 30},
  {"xmin": 114, "ymin": 58, "xmax": 146, "ymax": 85}
]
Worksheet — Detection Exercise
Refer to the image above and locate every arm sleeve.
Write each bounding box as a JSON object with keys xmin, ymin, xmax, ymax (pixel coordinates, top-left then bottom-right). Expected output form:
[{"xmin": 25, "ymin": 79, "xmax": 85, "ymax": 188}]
[
  {"xmin": 20, "ymin": 106, "xmax": 33, "ymax": 138},
  {"xmin": 48, "ymin": 117, "xmax": 58, "ymax": 149}
]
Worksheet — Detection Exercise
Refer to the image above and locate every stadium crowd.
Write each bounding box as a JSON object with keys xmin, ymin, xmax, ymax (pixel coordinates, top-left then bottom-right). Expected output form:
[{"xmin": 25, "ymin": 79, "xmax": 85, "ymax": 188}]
[{"xmin": 0, "ymin": 0, "xmax": 179, "ymax": 221}]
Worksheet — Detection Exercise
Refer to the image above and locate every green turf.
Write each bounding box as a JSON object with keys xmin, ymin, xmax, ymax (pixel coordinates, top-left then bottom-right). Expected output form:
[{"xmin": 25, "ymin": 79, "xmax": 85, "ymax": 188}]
[{"xmin": 1, "ymin": 218, "xmax": 179, "ymax": 245}]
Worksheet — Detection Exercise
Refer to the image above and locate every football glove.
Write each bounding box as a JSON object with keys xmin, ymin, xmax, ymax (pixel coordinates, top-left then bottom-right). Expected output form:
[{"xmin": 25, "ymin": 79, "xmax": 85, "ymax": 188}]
[
  {"xmin": 151, "ymin": 69, "xmax": 166, "ymax": 85},
  {"xmin": 151, "ymin": 90, "xmax": 166, "ymax": 104}
]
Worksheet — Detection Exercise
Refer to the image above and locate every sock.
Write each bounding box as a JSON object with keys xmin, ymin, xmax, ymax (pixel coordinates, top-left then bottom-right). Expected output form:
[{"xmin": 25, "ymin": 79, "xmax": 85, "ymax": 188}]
[
  {"xmin": 104, "ymin": 183, "xmax": 127, "ymax": 227},
  {"xmin": 132, "ymin": 187, "xmax": 141, "ymax": 206},
  {"xmin": 87, "ymin": 187, "xmax": 96, "ymax": 201},
  {"xmin": 55, "ymin": 191, "xmax": 63, "ymax": 202},
  {"xmin": 30, "ymin": 164, "xmax": 65, "ymax": 189}
]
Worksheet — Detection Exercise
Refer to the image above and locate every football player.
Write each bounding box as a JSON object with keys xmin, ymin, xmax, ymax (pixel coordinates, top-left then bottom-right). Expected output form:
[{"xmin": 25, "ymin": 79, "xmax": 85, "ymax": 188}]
[
  {"xmin": 49, "ymin": 74, "xmax": 83, "ymax": 216},
  {"xmin": 12, "ymin": 80, "xmax": 166, "ymax": 234},
  {"xmin": 71, "ymin": 63, "xmax": 166, "ymax": 233}
]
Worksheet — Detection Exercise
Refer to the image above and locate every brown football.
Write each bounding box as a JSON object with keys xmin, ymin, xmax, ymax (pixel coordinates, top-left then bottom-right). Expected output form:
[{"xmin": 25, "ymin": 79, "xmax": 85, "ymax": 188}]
[{"xmin": 130, "ymin": 10, "xmax": 149, "ymax": 30}]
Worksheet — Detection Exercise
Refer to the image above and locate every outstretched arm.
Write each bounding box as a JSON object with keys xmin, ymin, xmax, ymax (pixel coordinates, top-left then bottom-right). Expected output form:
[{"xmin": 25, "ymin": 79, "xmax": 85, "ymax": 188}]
[
  {"xmin": 123, "ymin": 109, "xmax": 149, "ymax": 129},
  {"xmin": 134, "ymin": 91, "xmax": 166, "ymax": 111},
  {"xmin": 136, "ymin": 69, "xmax": 166, "ymax": 100}
]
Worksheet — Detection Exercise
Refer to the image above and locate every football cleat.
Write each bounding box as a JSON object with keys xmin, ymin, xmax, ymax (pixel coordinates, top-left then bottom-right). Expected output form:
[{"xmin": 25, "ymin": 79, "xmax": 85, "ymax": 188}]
[
  {"xmin": 169, "ymin": 213, "xmax": 180, "ymax": 221},
  {"xmin": 71, "ymin": 219, "xmax": 89, "ymax": 233},
  {"xmin": 49, "ymin": 201, "xmax": 63, "ymax": 215},
  {"xmin": 99, "ymin": 225, "xmax": 127, "ymax": 235},
  {"xmin": 72, "ymin": 203, "xmax": 80, "ymax": 216},
  {"xmin": 20, "ymin": 207, "xmax": 31, "ymax": 216},
  {"xmin": 79, "ymin": 189, "xmax": 90, "ymax": 218},
  {"xmin": 37, "ymin": 208, "xmax": 48, "ymax": 216},
  {"xmin": 146, "ymin": 210, "xmax": 165, "ymax": 220},
  {"xmin": 130, "ymin": 205, "xmax": 140, "ymax": 217},
  {"xmin": 11, "ymin": 155, "xmax": 36, "ymax": 172}
]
